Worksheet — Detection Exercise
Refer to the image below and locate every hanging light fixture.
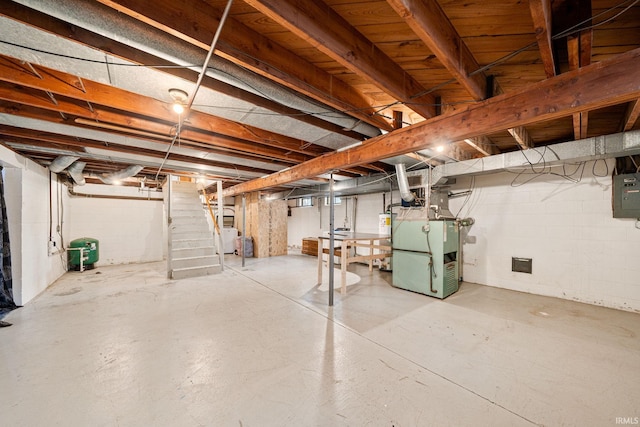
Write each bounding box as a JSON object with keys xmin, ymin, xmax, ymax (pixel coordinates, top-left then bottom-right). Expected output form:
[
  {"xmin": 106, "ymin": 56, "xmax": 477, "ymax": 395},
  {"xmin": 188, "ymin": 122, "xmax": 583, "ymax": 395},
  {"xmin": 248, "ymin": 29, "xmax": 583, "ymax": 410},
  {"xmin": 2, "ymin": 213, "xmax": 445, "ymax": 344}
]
[{"xmin": 168, "ymin": 88, "xmax": 188, "ymax": 114}]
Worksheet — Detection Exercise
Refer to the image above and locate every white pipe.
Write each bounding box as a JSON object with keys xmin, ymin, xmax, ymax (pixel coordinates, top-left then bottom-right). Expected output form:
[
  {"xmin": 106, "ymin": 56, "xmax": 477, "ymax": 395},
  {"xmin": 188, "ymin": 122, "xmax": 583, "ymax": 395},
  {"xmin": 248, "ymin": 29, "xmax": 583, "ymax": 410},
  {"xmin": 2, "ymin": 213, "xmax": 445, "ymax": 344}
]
[
  {"xmin": 154, "ymin": 0, "xmax": 234, "ymax": 183},
  {"xmin": 98, "ymin": 165, "xmax": 143, "ymax": 184},
  {"xmin": 216, "ymin": 180, "xmax": 224, "ymax": 271},
  {"xmin": 186, "ymin": 0, "xmax": 234, "ymax": 110},
  {"xmin": 67, "ymin": 161, "xmax": 86, "ymax": 185},
  {"xmin": 395, "ymin": 163, "xmax": 414, "ymax": 202},
  {"xmin": 49, "ymin": 155, "xmax": 79, "ymax": 173},
  {"xmin": 427, "ymin": 166, "xmax": 432, "ymax": 218}
]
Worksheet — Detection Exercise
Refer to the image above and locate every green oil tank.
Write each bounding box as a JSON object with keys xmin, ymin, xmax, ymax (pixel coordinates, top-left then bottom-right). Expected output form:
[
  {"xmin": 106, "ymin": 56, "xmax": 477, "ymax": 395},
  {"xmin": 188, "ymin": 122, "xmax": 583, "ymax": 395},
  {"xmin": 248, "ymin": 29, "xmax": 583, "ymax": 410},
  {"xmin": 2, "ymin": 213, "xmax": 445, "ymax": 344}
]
[{"xmin": 68, "ymin": 237, "xmax": 99, "ymax": 270}]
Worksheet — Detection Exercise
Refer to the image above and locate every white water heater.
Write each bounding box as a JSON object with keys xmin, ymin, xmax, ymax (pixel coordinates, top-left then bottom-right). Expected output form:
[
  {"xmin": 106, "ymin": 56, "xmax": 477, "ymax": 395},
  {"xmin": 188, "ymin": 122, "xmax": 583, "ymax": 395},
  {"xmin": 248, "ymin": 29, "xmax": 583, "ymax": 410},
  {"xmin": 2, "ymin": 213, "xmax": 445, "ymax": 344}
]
[{"xmin": 378, "ymin": 213, "xmax": 391, "ymax": 235}]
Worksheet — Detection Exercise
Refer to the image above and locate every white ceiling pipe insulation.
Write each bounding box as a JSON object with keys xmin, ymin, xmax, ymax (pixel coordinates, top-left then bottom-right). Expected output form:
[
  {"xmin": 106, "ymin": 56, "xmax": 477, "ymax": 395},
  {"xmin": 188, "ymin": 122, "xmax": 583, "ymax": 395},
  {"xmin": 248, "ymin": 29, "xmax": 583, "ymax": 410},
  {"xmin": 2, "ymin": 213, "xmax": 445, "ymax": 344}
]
[
  {"xmin": 395, "ymin": 163, "xmax": 415, "ymax": 203},
  {"xmin": 10, "ymin": 0, "xmax": 381, "ymax": 140},
  {"xmin": 66, "ymin": 161, "xmax": 86, "ymax": 185},
  {"xmin": 48, "ymin": 155, "xmax": 79, "ymax": 173},
  {"xmin": 95, "ymin": 165, "xmax": 144, "ymax": 185}
]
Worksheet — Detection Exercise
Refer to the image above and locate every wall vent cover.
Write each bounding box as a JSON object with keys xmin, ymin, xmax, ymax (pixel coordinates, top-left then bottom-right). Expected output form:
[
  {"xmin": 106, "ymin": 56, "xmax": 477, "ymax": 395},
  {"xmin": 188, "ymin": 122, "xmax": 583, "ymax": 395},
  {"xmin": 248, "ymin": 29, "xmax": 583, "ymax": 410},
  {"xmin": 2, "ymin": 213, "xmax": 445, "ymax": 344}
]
[{"xmin": 512, "ymin": 257, "xmax": 532, "ymax": 274}]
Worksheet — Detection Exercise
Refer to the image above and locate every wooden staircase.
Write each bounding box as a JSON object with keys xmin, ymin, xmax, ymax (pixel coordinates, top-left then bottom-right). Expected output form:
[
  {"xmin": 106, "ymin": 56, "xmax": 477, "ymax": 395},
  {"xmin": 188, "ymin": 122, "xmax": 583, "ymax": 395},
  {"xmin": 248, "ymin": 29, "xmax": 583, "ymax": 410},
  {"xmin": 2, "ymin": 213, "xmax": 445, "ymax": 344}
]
[{"xmin": 166, "ymin": 181, "xmax": 221, "ymax": 279}]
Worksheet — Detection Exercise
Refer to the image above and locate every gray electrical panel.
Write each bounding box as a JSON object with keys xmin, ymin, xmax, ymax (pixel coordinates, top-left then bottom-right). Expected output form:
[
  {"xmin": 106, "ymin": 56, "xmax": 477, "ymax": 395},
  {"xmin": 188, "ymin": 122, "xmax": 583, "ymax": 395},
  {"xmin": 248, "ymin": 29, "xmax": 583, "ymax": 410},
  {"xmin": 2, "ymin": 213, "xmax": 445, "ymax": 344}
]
[{"xmin": 613, "ymin": 173, "xmax": 640, "ymax": 218}]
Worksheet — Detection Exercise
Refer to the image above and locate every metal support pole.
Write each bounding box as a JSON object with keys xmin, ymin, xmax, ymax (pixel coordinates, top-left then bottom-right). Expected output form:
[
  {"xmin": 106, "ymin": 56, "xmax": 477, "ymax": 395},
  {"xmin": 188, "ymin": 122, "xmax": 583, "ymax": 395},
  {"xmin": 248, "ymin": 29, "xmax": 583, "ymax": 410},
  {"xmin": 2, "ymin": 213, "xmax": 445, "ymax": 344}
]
[
  {"xmin": 242, "ymin": 193, "xmax": 246, "ymax": 268},
  {"xmin": 166, "ymin": 174, "xmax": 172, "ymax": 279},
  {"xmin": 216, "ymin": 180, "xmax": 224, "ymax": 271},
  {"xmin": 329, "ymin": 173, "xmax": 335, "ymax": 306}
]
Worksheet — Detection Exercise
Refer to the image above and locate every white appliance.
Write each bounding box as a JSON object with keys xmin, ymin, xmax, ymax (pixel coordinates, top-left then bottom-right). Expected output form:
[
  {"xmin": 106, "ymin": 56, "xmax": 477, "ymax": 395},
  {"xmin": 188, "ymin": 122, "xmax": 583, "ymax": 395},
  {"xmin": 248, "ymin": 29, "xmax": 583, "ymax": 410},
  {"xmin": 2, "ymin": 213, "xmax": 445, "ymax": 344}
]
[{"xmin": 218, "ymin": 227, "xmax": 238, "ymax": 254}]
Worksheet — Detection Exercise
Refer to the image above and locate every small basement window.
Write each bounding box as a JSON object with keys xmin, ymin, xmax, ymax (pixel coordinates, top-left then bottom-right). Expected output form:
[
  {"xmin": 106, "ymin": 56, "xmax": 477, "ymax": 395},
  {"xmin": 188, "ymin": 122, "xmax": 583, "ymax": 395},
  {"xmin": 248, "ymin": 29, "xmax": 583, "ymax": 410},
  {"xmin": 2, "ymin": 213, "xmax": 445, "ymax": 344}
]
[
  {"xmin": 324, "ymin": 196, "xmax": 341, "ymax": 206},
  {"xmin": 296, "ymin": 197, "xmax": 313, "ymax": 207}
]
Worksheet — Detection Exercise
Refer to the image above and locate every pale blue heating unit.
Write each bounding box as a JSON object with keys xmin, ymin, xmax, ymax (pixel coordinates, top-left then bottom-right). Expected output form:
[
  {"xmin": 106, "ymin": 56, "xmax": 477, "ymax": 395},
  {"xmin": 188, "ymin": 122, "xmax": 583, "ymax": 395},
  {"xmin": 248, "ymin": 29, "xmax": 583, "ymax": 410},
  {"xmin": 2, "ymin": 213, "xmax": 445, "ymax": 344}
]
[{"xmin": 392, "ymin": 211, "xmax": 459, "ymax": 299}]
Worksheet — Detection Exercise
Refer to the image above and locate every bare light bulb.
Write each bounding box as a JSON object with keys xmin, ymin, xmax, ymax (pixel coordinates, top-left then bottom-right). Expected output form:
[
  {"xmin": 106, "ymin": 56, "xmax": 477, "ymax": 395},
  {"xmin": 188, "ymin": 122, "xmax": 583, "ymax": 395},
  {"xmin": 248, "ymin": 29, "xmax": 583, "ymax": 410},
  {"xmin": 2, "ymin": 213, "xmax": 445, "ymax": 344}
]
[
  {"xmin": 436, "ymin": 145, "xmax": 445, "ymax": 153},
  {"xmin": 172, "ymin": 103, "xmax": 185, "ymax": 114}
]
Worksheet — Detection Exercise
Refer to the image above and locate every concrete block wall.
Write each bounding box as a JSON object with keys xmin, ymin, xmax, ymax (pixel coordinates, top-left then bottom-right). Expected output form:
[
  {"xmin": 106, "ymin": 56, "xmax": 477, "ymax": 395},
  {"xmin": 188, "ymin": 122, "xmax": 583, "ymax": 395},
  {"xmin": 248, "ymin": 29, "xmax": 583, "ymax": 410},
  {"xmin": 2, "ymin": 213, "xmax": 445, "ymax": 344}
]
[
  {"xmin": 287, "ymin": 198, "xmax": 321, "ymax": 250},
  {"xmin": 448, "ymin": 159, "xmax": 640, "ymax": 312},
  {"xmin": 287, "ymin": 192, "xmax": 395, "ymax": 249},
  {"xmin": 287, "ymin": 167, "xmax": 639, "ymax": 312},
  {"xmin": 68, "ymin": 184, "xmax": 164, "ymax": 265},
  {"xmin": 1, "ymin": 146, "xmax": 68, "ymax": 305}
]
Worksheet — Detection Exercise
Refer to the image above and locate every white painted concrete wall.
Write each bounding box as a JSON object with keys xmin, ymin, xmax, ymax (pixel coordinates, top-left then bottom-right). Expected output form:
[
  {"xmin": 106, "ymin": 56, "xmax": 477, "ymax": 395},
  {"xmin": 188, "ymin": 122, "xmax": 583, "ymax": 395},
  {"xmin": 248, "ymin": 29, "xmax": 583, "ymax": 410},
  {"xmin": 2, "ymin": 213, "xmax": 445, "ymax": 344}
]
[
  {"xmin": 287, "ymin": 192, "xmax": 396, "ymax": 250},
  {"xmin": 1, "ymin": 147, "xmax": 68, "ymax": 305},
  {"xmin": 68, "ymin": 184, "xmax": 164, "ymax": 265},
  {"xmin": 286, "ymin": 164, "xmax": 639, "ymax": 312},
  {"xmin": 287, "ymin": 198, "xmax": 321, "ymax": 251},
  {"xmin": 448, "ymin": 158, "xmax": 640, "ymax": 312}
]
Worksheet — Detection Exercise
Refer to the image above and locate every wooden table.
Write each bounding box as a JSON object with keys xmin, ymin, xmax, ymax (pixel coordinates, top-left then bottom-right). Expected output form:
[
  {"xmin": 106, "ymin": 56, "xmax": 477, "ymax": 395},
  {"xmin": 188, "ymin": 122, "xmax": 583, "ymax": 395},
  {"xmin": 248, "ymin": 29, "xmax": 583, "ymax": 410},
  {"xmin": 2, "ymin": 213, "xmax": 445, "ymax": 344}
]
[{"xmin": 317, "ymin": 232, "xmax": 391, "ymax": 294}]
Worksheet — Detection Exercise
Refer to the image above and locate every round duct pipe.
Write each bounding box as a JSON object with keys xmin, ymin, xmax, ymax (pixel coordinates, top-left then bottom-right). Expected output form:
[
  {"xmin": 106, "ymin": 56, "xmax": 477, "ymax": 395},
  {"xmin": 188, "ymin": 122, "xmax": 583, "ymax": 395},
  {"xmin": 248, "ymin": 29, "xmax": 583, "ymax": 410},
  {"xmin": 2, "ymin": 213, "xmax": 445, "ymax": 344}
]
[
  {"xmin": 67, "ymin": 161, "xmax": 86, "ymax": 185},
  {"xmin": 395, "ymin": 163, "xmax": 414, "ymax": 203},
  {"xmin": 97, "ymin": 165, "xmax": 144, "ymax": 185},
  {"xmin": 49, "ymin": 155, "xmax": 80, "ymax": 173}
]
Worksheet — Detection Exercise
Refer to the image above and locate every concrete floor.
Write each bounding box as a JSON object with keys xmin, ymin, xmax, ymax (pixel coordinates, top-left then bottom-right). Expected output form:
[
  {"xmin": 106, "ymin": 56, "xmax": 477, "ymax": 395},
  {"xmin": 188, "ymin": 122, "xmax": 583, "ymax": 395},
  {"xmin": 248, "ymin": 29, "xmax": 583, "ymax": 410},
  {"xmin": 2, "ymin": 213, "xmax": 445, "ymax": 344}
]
[{"xmin": 1, "ymin": 255, "xmax": 638, "ymax": 426}]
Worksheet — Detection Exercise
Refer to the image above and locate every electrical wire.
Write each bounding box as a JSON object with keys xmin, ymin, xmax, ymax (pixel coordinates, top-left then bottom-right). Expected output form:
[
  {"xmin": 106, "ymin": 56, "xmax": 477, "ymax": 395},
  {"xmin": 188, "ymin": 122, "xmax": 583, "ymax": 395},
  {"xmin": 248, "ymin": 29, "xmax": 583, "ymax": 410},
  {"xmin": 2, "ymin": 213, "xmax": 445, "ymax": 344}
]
[
  {"xmin": 592, "ymin": 158, "xmax": 610, "ymax": 177},
  {"xmin": 410, "ymin": 0, "xmax": 639, "ymax": 99},
  {"xmin": 1, "ymin": 0, "xmax": 634, "ymax": 121},
  {"xmin": 0, "ymin": 40, "xmax": 204, "ymax": 69},
  {"xmin": 454, "ymin": 176, "xmax": 475, "ymax": 218},
  {"xmin": 56, "ymin": 174, "xmax": 65, "ymax": 251},
  {"xmin": 553, "ymin": 0, "xmax": 639, "ymax": 40},
  {"xmin": 508, "ymin": 161, "xmax": 588, "ymax": 187}
]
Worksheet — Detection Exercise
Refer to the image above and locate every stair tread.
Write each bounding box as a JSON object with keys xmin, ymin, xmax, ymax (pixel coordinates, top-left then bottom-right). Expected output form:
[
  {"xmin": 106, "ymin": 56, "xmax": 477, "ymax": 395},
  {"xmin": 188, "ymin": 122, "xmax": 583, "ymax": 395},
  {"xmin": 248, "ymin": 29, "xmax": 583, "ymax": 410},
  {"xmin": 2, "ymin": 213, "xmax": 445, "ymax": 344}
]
[
  {"xmin": 172, "ymin": 254, "xmax": 218, "ymax": 261},
  {"xmin": 172, "ymin": 245, "xmax": 215, "ymax": 250},
  {"xmin": 172, "ymin": 264, "xmax": 220, "ymax": 272}
]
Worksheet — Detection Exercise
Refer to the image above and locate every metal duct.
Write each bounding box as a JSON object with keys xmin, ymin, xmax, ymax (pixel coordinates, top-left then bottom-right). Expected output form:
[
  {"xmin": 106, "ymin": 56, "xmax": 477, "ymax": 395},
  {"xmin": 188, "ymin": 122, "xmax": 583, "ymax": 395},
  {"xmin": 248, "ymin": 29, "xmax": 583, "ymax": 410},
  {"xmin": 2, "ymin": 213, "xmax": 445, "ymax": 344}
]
[
  {"xmin": 97, "ymin": 165, "xmax": 144, "ymax": 184},
  {"xmin": 49, "ymin": 155, "xmax": 79, "ymax": 173},
  {"xmin": 67, "ymin": 161, "xmax": 86, "ymax": 185},
  {"xmin": 431, "ymin": 130, "xmax": 640, "ymax": 185},
  {"xmin": 275, "ymin": 130, "xmax": 640, "ymax": 200},
  {"xmin": 395, "ymin": 163, "xmax": 414, "ymax": 202}
]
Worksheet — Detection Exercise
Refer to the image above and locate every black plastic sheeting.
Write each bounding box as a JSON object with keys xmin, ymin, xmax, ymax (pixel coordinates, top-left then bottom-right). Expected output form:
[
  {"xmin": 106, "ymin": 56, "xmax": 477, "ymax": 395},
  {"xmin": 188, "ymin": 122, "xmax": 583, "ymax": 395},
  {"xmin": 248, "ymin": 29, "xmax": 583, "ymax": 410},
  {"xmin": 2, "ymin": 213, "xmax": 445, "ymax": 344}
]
[{"xmin": 0, "ymin": 166, "xmax": 17, "ymax": 321}]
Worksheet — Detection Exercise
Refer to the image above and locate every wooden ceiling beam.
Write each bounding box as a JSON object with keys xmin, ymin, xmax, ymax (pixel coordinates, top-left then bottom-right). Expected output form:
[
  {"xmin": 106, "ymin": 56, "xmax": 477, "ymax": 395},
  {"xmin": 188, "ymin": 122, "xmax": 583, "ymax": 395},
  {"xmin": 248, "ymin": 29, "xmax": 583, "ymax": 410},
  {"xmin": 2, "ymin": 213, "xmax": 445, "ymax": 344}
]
[
  {"xmin": 243, "ymin": 0, "xmax": 437, "ymax": 119},
  {"xmin": 0, "ymin": 2, "xmax": 372, "ymax": 140},
  {"xmin": 0, "ymin": 104, "xmax": 318, "ymax": 173},
  {"xmin": 558, "ymin": 0, "xmax": 592, "ymax": 140},
  {"xmin": 0, "ymin": 86, "xmax": 311, "ymax": 164},
  {"xmin": 386, "ymin": 0, "xmax": 486, "ymax": 101},
  {"xmin": 492, "ymin": 79, "xmax": 535, "ymax": 149},
  {"xmin": 507, "ymin": 127, "xmax": 534, "ymax": 150},
  {"xmin": 0, "ymin": 54, "xmax": 324, "ymax": 156},
  {"xmin": 529, "ymin": 0, "xmax": 557, "ymax": 78},
  {"xmin": 0, "ymin": 54, "xmax": 383, "ymax": 175},
  {"xmin": 0, "ymin": 1, "xmax": 375, "ymax": 140},
  {"xmin": 0, "ymin": 125, "xmax": 279, "ymax": 175},
  {"xmin": 463, "ymin": 136, "xmax": 500, "ymax": 156},
  {"xmin": 385, "ymin": 0, "xmax": 512, "ymax": 156},
  {"xmin": 568, "ymin": 27, "xmax": 592, "ymax": 140},
  {"xmin": 0, "ymin": 99, "xmax": 371, "ymax": 178},
  {"xmin": 620, "ymin": 99, "xmax": 640, "ymax": 132},
  {"xmin": 94, "ymin": 0, "xmax": 392, "ymax": 131},
  {"xmin": 222, "ymin": 47, "xmax": 640, "ymax": 197}
]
